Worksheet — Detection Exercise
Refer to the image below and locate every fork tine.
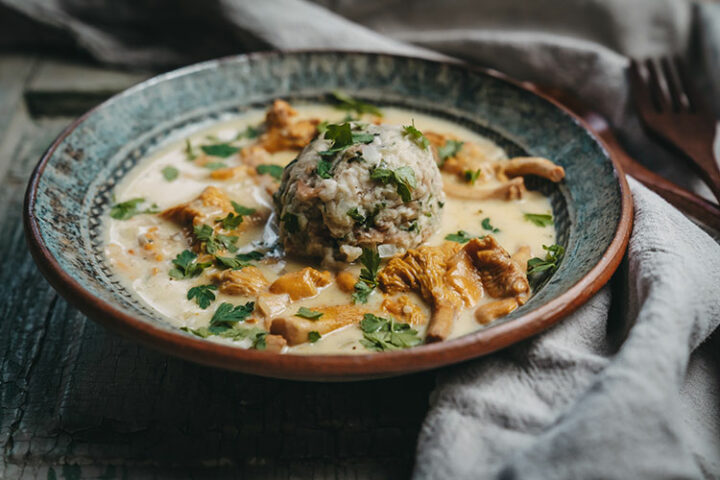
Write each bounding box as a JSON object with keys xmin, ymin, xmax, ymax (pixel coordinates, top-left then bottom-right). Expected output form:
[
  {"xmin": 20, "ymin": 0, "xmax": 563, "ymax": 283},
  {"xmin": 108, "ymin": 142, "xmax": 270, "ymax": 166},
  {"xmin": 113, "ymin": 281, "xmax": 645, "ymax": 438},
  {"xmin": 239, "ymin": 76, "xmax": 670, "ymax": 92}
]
[
  {"xmin": 673, "ymin": 57, "xmax": 705, "ymax": 113},
  {"xmin": 629, "ymin": 60, "xmax": 657, "ymax": 114},
  {"xmin": 644, "ymin": 58, "xmax": 672, "ymax": 112},
  {"xmin": 659, "ymin": 57, "xmax": 689, "ymax": 112}
]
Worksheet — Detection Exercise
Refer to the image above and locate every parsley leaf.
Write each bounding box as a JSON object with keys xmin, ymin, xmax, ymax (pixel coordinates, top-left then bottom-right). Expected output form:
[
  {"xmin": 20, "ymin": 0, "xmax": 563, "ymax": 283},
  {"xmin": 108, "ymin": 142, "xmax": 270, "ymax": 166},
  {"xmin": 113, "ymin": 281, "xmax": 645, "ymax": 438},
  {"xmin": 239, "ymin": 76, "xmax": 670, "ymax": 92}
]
[
  {"xmin": 317, "ymin": 158, "xmax": 334, "ymax": 179},
  {"xmin": 347, "ymin": 205, "xmax": 382, "ymax": 228},
  {"xmin": 295, "ymin": 307, "xmax": 324, "ymax": 320},
  {"xmin": 214, "ymin": 255, "xmax": 250, "ymax": 270},
  {"xmin": 353, "ymin": 248, "xmax": 381, "ymax": 304},
  {"xmin": 523, "ymin": 213, "xmax": 554, "ymax": 227},
  {"xmin": 193, "ymin": 224, "xmax": 238, "ymax": 254},
  {"xmin": 359, "ymin": 314, "xmax": 421, "ymax": 351},
  {"xmin": 370, "ymin": 165, "xmax": 417, "ymax": 202},
  {"xmin": 308, "ymin": 331, "xmax": 321, "ymax": 343},
  {"xmin": 215, "ymin": 201, "xmax": 256, "ymax": 230},
  {"xmin": 236, "ymin": 250, "xmax": 264, "ymax": 262},
  {"xmin": 109, "ymin": 198, "xmax": 159, "ymax": 220},
  {"xmin": 352, "ymin": 281, "xmax": 374, "ymax": 304},
  {"xmin": 184, "ymin": 139, "xmax": 196, "ymax": 161},
  {"xmin": 437, "ymin": 140, "xmax": 464, "ymax": 164},
  {"xmin": 187, "ymin": 284, "xmax": 218, "ymax": 309},
  {"xmin": 444, "ymin": 230, "xmax": 481, "ymax": 243},
  {"xmin": 162, "ymin": 166, "xmax": 179, "ymax": 181},
  {"xmin": 331, "ymin": 91, "xmax": 383, "ymax": 117},
  {"xmin": 201, "ymin": 144, "xmax": 240, "ymax": 158},
  {"xmin": 281, "ymin": 213, "xmax": 300, "ymax": 233},
  {"xmin": 319, "ymin": 123, "xmax": 375, "ymax": 157},
  {"xmin": 181, "ymin": 323, "xmax": 267, "ymax": 349},
  {"xmin": 402, "ymin": 120, "xmax": 430, "ymax": 149},
  {"xmin": 234, "ymin": 125, "xmax": 261, "ymax": 140},
  {"xmin": 256, "ymin": 164, "xmax": 284, "ymax": 180},
  {"xmin": 481, "ymin": 217, "xmax": 500, "ymax": 233},
  {"xmin": 210, "ymin": 301, "xmax": 255, "ymax": 327},
  {"xmin": 464, "ymin": 169, "xmax": 481, "ymax": 184},
  {"xmin": 527, "ymin": 244, "xmax": 565, "ymax": 276},
  {"xmin": 169, "ymin": 250, "xmax": 212, "ymax": 279}
]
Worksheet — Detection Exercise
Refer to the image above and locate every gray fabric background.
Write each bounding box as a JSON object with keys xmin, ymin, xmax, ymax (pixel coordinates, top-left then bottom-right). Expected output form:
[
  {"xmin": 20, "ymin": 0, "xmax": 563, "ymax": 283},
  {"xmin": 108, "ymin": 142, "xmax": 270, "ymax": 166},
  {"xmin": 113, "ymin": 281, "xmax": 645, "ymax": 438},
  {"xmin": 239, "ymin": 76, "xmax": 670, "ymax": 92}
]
[{"xmin": 2, "ymin": 0, "xmax": 719, "ymax": 478}]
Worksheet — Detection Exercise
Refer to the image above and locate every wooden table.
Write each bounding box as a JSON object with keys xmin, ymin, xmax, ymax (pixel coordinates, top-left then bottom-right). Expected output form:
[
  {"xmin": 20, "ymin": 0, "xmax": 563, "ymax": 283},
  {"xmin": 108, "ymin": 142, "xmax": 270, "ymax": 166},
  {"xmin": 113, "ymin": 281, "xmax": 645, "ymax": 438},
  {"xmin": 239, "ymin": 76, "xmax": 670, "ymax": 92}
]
[{"xmin": 0, "ymin": 54, "xmax": 436, "ymax": 479}]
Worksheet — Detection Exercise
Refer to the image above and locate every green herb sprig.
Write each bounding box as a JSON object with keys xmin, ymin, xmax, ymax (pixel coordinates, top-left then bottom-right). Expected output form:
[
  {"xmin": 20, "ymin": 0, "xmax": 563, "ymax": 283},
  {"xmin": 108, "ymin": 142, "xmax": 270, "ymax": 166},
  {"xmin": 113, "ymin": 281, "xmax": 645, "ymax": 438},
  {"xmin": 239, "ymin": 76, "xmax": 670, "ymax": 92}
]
[
  {"xmin": 187, "ymin": 284, "xmax": 218, "ymax": 309},
  {"xmin": 402, "ymin": 120, "xmax": 430, "ymax": 149},
  {"xmin": 370, "ymin": 165, "xmax": 417, "ymax": 202},
  {"xmin": 295, "ymin": 307, "xmax": 324, "ymax": 320},
  {"xmin": 523, "ymin": 213, "xmax": 553, "ymax": 227},
  {"xmin": 169, "ymin": 250, "xmax": 212, "ymax": 280},
  {"xmin": 527, "ymin": 244, "xmax": 564, "ymax": 276},
  {"xmin": 109, "ymin": 198, "xmax": 160, "ymax": 220},
  {"xmin": 352, "ymin": 248, "xmax": 381, "ymax": 304},
  {"xmin": 359, "ymin": 314, "xmax": 422, "ymax": 351}
]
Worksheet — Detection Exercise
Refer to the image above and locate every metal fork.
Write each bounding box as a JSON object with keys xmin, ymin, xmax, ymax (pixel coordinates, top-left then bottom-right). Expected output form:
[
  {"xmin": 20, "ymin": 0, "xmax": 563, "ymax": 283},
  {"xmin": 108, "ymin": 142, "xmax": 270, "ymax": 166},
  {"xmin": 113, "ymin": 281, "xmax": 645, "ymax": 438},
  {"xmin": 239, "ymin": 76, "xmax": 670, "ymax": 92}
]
[{"xmin": 629, "ymin": 57, "xmax": 720, "ymax": 203}]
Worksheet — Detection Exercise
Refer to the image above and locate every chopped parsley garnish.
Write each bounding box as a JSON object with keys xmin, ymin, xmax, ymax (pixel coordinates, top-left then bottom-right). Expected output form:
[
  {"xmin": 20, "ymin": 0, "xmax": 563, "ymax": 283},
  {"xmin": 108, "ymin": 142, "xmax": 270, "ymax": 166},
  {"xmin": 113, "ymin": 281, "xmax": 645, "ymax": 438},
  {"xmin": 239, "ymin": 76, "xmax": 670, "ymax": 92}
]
[
  {"xmin": 214, "ymin": 255, "xmax": 250, "ymax": 270},
  {"xmin": 319, "ymin": 122, "xmax": 376, "ymax": 157},
  {"xmin": 109, "ymin": 198, "xmax": 159, "ymax": 220},
  {"xmin": 347, "ymin": 207, "xmax": 365, "ymax": 223},
  {"xmin": 370, "ymin": 165, "xmax": 417, "ymax": 202},
  {"xmin": 236, "ymin": 250, "xmax": 264, "ymax": 262},
  {"xmin": 187, "ymin": 284, "xmax": 218, "ymax": 309},
  {"xmin": 281, "ymin": 213, "xmax": 300, "ymax": 233},
  {"xmin": 308, "ymin": 331, "xmax": 321, "ymax": 343},
  {"xmin": 162, "ymin": 166, "xmax": 179, "ymax": 181},
  {"xmin": 359, "ymin": 314, "xmax": 422, "ymax": 351},
  {"xmin": 200, "ymin": 144, "xmax": 240, "ymax": 158},
  {"xmin": 182, "ymin": 323, "xmax": 267, "ymax": 349},
  {"xmin": 193, "ymin": 224, "xmax": 238, "ymax": 254},
  {"xmin": 184, "ymin": 139, "xmax": 196, "ymax": 161},
  {"xmin": 464, "ymin": 169, "xmax": 482, "ymax": 184},
  {"xmin": 234, "ymin": 125, "xmax": 261, "ymax": 140},
  {"xmin": 331, "ymin": 91, "xmax": 383, "ymax": 117},
  {"xmin": 444, "ymin": 230, "xmax": 481, "ymax": 243},
  {"xmin": 347, "ymin": 204, "xmax": 382, "ymax": 228},
  {"xmin": 352, "ymin": 248, "xmax": 380, "ymax": 304},
  {"xmin": 216, "ymin": 201, "xmax": 256, "ymax": 230},
  {"xmin": 402, "ymin": 120, "xmax": 430, "ymax": 149},
  {"xmin": 527, "ymin": 244, "xmax": 565, "ymax": 276},
  {"xmin": 203, "ymin": 162, "xmax": 227, "ymax": 171},
  {"xmin": 256, "ymin": 164, "xmax": 284, "ymax": 180},
  {"xmin": 295, "ymin": 307, "xmax": 324, "ymax": 320},
  {"xmin": 523, "ymin": 213, "xmax": 554, "ymax": 227},
  {"xmin": 210, "ymin": 301, "xmax": 255, "ymax": 328},
  {"xmin": 437, "ymin": 140, "xmax": 464, "ymax": 164},
  {"xmin": 481, "ymin": 217, "xmax": 500, "ymax": 233},
  {"xmin": 169, "ymin": 250, "xmax": 212, "ymax": 280},
  {"xmin": 316, "ymin": 158, "xmax": 334, "ymax": 179}
]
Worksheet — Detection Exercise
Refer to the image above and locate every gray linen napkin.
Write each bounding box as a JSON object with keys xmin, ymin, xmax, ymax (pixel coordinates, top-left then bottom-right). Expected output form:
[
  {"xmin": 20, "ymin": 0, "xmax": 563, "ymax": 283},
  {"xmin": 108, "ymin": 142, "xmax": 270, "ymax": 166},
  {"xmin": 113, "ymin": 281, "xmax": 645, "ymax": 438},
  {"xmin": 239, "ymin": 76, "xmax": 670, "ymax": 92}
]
[{"xmin": 3, "ymin": 0, "xmax": 719, "ymax": 477}]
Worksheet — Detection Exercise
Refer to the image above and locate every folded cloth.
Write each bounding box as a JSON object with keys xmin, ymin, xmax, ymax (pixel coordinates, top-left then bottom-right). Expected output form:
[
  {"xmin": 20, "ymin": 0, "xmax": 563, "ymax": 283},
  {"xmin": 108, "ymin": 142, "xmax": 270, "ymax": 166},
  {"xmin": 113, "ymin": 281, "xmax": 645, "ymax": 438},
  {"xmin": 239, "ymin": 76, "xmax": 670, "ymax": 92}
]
[{"xmin": 3, "ymin": 0, "xmax": 719, "ymax": 477}]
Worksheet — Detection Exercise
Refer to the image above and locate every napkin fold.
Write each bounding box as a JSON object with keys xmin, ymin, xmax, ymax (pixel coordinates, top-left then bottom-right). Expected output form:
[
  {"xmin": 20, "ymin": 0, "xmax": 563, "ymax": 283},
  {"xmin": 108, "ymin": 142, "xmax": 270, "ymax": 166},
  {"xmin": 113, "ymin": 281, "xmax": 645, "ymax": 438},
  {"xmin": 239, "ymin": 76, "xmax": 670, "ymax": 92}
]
[{"xmin": 3, "ymin": 0, "xmax": 719, "ymax": 477}]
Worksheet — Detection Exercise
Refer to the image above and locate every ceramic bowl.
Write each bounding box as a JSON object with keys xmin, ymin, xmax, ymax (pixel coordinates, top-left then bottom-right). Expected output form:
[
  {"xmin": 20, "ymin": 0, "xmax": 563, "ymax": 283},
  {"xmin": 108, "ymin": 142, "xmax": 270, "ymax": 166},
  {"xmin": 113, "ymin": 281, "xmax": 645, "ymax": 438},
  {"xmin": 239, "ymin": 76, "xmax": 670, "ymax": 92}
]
[{"xmin": 24, "ymin": 51, "xmax": 632, "ymax": 381}]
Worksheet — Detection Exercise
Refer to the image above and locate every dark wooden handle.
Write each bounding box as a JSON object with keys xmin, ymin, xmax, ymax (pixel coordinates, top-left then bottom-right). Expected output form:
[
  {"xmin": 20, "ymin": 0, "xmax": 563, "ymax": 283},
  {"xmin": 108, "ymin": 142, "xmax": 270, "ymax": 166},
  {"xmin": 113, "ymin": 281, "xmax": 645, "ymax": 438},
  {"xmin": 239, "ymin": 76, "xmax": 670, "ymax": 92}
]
[{"xmin": 602, "ymin": 134, "xmax": 720, "ymax": 231}]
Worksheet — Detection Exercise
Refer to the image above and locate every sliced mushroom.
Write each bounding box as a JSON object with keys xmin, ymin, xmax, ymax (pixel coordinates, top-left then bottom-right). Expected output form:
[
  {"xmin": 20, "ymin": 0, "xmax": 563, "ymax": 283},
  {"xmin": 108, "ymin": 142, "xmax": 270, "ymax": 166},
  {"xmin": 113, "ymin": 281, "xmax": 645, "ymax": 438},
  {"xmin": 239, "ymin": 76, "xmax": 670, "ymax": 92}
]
[{"xmin": 503, "ymin": 157, "xmax": 565, "ymax": 182}]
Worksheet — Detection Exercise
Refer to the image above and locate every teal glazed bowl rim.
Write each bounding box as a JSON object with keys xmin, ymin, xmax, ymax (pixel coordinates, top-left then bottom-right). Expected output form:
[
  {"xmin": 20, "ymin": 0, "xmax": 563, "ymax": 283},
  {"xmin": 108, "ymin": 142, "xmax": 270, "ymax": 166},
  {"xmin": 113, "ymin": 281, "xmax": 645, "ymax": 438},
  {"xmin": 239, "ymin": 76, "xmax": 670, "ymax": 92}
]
[{"xmin": 24, "ymin": 50, "xmax": 633, "ymax": 381}]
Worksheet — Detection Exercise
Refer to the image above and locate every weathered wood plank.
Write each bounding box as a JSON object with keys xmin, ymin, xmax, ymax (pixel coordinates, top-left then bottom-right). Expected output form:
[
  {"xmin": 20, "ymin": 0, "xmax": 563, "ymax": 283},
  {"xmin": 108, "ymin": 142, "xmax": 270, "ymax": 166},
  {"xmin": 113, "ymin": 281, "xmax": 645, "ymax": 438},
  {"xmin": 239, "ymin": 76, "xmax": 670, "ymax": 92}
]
[
  {"xmin": 24, "ymin": 60, "xmax": 152, "ymax": 117},
  {"xmin": 0, "ymin": 57, "xmax": 433, "ymax": 480}
]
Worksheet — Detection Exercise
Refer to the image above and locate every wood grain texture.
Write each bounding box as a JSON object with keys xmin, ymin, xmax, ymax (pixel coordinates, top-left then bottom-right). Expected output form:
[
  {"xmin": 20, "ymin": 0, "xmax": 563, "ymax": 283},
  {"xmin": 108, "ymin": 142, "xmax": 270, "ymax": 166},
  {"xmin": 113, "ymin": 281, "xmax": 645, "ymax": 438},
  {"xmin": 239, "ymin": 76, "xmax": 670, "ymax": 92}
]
[{"xmin": 0, "ymin": 56, "xmax": 435, "ymax": 479}]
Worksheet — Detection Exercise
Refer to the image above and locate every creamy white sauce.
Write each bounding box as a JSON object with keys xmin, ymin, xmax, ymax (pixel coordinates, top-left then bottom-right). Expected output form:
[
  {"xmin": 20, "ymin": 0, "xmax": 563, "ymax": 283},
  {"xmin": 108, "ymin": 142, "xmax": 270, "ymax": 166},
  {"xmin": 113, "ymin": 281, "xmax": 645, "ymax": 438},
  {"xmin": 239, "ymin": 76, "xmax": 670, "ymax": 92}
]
[{"xmin": 105, "ymin": 105, "xmax": 555, "ymax": 354}]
